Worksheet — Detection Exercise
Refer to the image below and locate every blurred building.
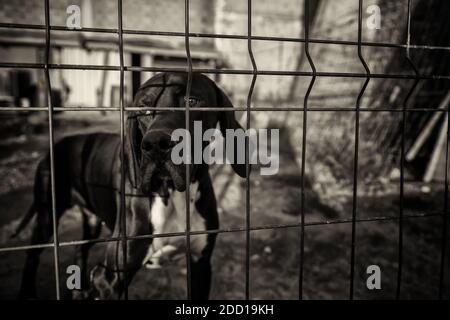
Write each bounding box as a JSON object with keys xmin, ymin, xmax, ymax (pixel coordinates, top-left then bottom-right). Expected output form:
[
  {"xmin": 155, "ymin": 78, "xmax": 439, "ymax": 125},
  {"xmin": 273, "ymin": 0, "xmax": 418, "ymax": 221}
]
[{"xmin": 0, "ymin": 0, "xmax": 304, "ymax": 108}]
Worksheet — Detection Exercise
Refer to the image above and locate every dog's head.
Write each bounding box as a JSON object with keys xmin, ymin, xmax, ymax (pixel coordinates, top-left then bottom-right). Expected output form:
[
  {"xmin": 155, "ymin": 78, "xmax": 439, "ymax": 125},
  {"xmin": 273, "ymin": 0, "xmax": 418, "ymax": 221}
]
[{"xmin": 125, "ymin": 72, "xmax": 248, "ymax": 197}]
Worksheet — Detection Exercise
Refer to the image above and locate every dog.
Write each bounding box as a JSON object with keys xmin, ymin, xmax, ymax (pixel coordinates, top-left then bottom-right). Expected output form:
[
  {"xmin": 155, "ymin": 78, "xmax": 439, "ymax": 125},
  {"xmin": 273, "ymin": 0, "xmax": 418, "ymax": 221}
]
[{"xmin": 14, "ymin": 72, "xmax": 248, "ymax": 300}]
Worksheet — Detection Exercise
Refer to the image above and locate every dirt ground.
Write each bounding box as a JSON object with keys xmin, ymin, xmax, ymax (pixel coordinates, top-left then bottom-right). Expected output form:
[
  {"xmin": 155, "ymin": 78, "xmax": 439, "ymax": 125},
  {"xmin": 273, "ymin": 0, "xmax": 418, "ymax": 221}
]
[{"xmin": 0, "ymin": 111, "xmax": 449, "ymax": 300}]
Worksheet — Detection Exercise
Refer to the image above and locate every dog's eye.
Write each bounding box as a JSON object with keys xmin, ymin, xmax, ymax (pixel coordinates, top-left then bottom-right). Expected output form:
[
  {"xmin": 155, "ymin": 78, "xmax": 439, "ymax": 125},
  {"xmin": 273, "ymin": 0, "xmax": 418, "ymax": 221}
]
[{"xmin": 184, "ymin": 97, "xmax": 199, "ymax": 107}]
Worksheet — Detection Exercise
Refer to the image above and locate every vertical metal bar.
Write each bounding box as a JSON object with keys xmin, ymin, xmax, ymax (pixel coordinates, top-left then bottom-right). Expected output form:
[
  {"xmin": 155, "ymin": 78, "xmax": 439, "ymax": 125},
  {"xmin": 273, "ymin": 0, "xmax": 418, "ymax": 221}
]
[
  {"xmin": 349, "ymin": 0, "xmax": 371, "ymax": 300},
  {"xmin": 439, "ymin": 103, "xmax": 449, "ymax": 299},
  {"xmin": 117, "ymin": 0, "xmax": 128, "ymax": 300},
  {"xmin": 44, "ymin": 0, "xmax": 61, "ymax": 300},
  {"xmin": 184, "ymin": 0, "xmax": 193, "ymax": 300},
  {"xmin": 246, "ymin": 0, "xmax": 257, "ymax": 300},
  {"xmin": 397, "ymin": 0, "xmax": 419, "ymax": 299},
  {"xmin": 300, "ymin": 0, "xmax": 316, "ymax": 300}
]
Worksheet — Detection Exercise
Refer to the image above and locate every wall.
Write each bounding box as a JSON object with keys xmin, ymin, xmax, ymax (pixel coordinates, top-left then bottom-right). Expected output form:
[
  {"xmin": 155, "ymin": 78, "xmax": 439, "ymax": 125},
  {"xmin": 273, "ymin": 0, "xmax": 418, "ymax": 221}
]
[{"xmin": 215, "ymin": 0, "xmax": 302, "ymax": 103}]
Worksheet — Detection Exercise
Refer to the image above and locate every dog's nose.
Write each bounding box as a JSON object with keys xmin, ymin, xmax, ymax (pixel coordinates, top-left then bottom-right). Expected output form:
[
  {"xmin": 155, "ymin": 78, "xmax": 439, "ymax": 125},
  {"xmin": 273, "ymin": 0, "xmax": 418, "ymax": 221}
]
[{"xmin": 141, "ymin": 131, "xmax": 174, "ymax": 154}]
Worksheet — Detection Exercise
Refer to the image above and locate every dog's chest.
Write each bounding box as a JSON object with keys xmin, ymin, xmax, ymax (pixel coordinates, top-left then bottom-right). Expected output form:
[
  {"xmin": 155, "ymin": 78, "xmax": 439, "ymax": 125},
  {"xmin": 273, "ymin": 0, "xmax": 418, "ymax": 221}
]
[{"xmin": 145, "ymin": 182, "xmax": 207, "ymax": 266}]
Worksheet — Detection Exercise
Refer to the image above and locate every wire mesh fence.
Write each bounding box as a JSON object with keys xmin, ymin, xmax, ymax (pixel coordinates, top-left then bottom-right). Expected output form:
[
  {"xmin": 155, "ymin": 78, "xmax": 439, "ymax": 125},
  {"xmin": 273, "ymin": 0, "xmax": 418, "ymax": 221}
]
[{"xmin": 0, "ymin": 0, "xmax": 448, "ymax": 300}]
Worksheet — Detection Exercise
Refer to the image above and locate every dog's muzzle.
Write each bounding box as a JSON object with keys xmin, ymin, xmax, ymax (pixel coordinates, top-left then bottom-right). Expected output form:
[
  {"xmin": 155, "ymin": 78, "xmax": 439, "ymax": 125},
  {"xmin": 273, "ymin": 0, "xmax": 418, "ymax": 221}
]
[{"xmin": 140, "ymin": 131, "xmax": 186, "ymax": 197}]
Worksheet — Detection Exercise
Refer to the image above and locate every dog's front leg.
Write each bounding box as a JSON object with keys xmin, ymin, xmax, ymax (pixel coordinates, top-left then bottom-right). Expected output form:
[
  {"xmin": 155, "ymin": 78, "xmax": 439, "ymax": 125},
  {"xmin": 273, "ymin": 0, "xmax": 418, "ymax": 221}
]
[
  {"xmin": 190, "ymin": 234, "xmax": 216, "ymax": 300},
  {"xmin": 90, "ymin": 198, "xmax": 151, "ymax": 299}
]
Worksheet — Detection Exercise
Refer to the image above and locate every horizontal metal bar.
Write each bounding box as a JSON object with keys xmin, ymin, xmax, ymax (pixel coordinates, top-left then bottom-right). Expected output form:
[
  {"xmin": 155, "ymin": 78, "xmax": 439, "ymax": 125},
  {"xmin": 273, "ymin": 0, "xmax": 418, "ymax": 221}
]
[
  {"xmin": 1, "ymin": 107, "xmax": 449, "ymax": 112},
  {"xmin": 0, "ymin": 211, "xmax": 443, "ymax": 253},
  {"xmin": 0, "ymin": 107, "xmax": 120, "ymax": 111},
  {"xmin": 0, "ymin": 62, "xmax": 448, "ymax": 80},
  {"xmin": 0, "ymin": 22, "xmax": 448, "ymax": 51}
]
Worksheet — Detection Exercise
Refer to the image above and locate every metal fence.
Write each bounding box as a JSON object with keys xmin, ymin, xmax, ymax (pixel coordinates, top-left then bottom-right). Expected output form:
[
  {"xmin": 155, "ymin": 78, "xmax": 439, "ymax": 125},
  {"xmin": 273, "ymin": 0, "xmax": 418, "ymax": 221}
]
[{"xmin": 0, "ymin": 0, "xmax": 448, "ymax": 300}]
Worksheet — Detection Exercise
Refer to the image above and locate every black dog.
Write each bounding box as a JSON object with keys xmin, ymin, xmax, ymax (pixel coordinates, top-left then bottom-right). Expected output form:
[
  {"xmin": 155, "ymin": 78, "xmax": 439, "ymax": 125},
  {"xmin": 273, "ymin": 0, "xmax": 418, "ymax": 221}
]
[{"xmin": 15, "ymin": 72, "xmax": 248, "ymax": 299}]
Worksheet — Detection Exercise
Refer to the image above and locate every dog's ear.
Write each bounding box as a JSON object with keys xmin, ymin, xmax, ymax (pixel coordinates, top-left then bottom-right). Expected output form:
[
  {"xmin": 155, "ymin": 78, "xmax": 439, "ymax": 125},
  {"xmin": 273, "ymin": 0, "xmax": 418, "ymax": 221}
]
[
  {"xmin": 125, "ymin": 113, "xmax": 143, "ymax": 189},
  {"xmin": 214, "ymin": 82, "xmax": 249, "ymax": 178}
]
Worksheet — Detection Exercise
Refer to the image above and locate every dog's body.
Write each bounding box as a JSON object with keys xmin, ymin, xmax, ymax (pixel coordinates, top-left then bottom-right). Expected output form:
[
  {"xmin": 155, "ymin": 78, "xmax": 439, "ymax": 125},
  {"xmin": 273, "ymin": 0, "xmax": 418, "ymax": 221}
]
[{"xmin": 16, "ymin": 73, "xmax": 246, "ymax": 300}]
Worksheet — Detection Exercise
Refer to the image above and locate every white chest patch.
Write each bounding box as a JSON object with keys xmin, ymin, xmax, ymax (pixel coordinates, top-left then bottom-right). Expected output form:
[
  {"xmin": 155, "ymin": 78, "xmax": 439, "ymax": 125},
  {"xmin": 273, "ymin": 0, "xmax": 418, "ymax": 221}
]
[{"xmin": 144, "ymin": 182, "xmax": 208, "ymax": 268}]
